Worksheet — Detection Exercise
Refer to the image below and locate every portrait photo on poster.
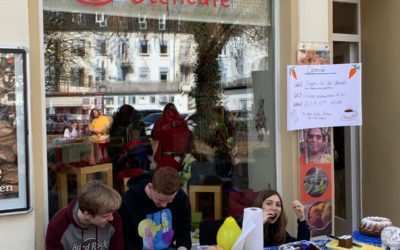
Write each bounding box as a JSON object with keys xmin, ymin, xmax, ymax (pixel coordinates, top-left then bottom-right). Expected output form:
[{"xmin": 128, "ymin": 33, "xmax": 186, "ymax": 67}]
[{"xmin": 299, "ymin": 128, "xmax": 331, "ymax": 164}]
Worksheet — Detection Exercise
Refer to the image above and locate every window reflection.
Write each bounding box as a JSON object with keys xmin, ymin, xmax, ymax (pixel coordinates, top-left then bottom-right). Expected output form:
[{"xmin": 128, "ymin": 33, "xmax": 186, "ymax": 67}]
[{"xmin": 44, "ymin": 8, "xmax": 275, "ymax": 219}]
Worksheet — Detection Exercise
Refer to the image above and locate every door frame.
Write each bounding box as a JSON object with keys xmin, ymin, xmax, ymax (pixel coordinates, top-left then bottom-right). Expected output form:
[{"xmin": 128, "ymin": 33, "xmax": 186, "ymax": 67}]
[{"xmin": 331, "ymin": 0, "xmax": 362, "ymax": 234}]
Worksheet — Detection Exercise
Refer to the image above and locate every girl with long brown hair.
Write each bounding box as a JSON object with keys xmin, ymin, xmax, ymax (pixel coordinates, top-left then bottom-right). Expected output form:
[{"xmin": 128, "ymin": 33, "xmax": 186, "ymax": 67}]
[{"xmin": 253, "ymin": 189, "xmax": 310, "ymax": 247}]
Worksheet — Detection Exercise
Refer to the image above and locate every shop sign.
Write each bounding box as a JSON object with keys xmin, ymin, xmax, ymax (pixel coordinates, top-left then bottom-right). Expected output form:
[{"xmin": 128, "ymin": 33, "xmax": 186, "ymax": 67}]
[
  {"xmin": 76, "ymin": 0, "xmax": 231, "ymax": 8},
  {"xmin": 44, "ymin": 0, "xmax": 271, "ymax": 26},
  {"xmin": 78, "ymin": 0, "xmax": 231, "ymax": 8},
  {"xmin": 77, "ymin": 0, "xmax": 113, "ymax": 6}
]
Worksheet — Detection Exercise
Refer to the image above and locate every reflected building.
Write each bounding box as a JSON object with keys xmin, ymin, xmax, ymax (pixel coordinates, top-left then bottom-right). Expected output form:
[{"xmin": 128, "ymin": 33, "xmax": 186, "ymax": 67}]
[{"xmin": 44, "ymin": 12, "xmax": 268, "ymax": 119}]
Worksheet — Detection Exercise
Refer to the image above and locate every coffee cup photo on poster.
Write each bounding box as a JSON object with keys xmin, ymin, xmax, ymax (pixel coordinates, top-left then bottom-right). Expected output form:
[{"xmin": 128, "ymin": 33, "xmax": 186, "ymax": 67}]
[{"xmin": 342, "ymin": 108, "xmax": 358, "ymax": 121}]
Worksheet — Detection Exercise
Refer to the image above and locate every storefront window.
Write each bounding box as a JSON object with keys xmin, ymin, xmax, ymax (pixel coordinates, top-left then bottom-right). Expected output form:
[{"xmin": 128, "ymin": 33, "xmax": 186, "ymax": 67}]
[{"xmin": 44, "ymin": 0, "xmax": 276, "ymax": 221}]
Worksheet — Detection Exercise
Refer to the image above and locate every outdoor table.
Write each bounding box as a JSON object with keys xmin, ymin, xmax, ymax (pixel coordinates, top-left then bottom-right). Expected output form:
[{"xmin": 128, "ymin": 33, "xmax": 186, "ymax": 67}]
[
  {"xmin": 56, "ymin": 163, "xmax": 113, "ymax": 208},
  {"xmin": 189, "ymin": 185, "xmax": 222, "ymax": 220},
  {"xmin": 50, "ymin": 136, "xmax": 110, "ymax": 166}
]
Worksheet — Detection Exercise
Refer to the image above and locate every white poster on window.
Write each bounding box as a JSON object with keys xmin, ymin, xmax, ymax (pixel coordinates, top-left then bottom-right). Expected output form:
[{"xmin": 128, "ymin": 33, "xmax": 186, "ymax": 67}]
[{"xmin": 287, "ymin": 63, "xmax": 362, "ymax": 131}]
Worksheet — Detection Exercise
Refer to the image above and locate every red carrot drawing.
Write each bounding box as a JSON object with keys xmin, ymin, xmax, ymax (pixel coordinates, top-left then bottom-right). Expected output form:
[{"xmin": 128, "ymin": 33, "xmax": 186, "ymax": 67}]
[
  {"xmin": 290, "ymin": 67, "xmax": 298, "ymax": 80},
  {"xmin": 348, "ymin": 65, "xmax": 360, "ymax": 79}
]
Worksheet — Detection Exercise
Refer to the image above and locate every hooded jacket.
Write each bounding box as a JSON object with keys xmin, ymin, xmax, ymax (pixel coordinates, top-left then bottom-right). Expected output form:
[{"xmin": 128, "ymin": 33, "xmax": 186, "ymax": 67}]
[
  {"xmin": 118, "ymin": 174, "xmax": 191, "ymax": 250},
  {"xmin": 46, "ymin": 199, "xmax": 124, "ymax": 250}
]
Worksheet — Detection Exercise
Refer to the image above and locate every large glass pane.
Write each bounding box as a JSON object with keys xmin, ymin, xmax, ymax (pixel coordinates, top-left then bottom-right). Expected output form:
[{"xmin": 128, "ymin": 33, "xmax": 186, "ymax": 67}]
[
  {"xmin": 333, "ymin": 2, "xmax": 358, "ymax": 34},
  {"xmin": 333, "ymin": 42, "xmax": 360, "ymax": 233},
  {"xmin": 44, "ymin": 0, "xmax": 275, "ymax": 223}
]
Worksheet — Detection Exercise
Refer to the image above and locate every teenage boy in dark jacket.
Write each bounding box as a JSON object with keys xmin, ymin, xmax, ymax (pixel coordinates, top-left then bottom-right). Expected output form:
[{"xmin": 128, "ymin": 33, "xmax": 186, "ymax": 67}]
[
  {"xmin": 46, "ymin": 180, "xmax": 124, "ymax": 250},
  {"xmin": 119, "ymin": 167, "xmax": 191, "ymax": 250}
]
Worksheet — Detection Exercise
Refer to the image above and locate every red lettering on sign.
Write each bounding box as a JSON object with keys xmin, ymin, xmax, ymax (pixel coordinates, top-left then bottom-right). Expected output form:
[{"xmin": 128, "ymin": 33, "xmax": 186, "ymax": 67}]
[
  {"xmin": 77, "ymin": 0, "xmax": 113, "ymax": 6},
  {"xmin": 220, "ymin": 0, "xmax": 230, "ymax": 8},
  {"xmin": 77, "ymin": 0, "xmax": 232, "ymax": 9},
  {"xmin": 198, "ymin": 0, "xmax": 208, "ymax": 5}
]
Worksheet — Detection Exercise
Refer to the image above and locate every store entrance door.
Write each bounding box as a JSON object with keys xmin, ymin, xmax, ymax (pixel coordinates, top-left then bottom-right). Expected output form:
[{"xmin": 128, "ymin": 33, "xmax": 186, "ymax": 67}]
[{"xmin": 333, "ymin": 42, "xmax": 361, "ymax": 235}]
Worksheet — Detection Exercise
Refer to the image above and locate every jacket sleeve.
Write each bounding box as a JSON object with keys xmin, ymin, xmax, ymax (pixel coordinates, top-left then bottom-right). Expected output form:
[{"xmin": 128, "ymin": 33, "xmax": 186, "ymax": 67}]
[
  {"xmin": 296, "ymin": 219, "xmax": 310, "ymax": 241},
  {"xmin": 46, "ymin": 222, "xmax": 64, "ymax": 250},
  {"xmin": 110, "ymin": 212, "xmax": 125, "ymax": 250},
  {"xmin": 46, "ymin": 210, "xmax": 68, "ymax": 250},
  {"xmin": 118, "ymin": 198, "xmax": 141, "ymax": 250},
  {"xmin": 174, "ymin": 192, "xmax": 192, "ymax": 249},
  {"xmin": 284, "ymin": 220, "xmax": 310, "ymax": 244}
]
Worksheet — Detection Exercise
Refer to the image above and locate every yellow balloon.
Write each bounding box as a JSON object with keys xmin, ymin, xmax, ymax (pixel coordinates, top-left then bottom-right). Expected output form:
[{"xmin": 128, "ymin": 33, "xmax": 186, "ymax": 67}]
[{"xmin": 216, "ymin": 217, "xmax": 242, "ymax": 250}]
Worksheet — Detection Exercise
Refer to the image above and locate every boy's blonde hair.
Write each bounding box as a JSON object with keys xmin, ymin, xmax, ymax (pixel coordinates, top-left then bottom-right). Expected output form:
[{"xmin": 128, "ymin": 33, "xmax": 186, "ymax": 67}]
[{"xmin": 78, "ymin": 180, "xmax": 121, "ymax": 216}]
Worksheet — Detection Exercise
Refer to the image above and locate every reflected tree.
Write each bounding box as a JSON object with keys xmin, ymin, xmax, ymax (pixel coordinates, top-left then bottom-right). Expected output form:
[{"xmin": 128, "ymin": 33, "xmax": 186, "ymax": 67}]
[{"xmin": 189, "ymin": 22, "xmax": 269, "ymax": 143}]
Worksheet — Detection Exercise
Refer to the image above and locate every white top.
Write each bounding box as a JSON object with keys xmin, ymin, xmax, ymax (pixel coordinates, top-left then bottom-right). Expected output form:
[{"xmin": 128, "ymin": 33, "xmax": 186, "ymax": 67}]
[{"xmin": 64, "ymin": 128, "xmax": 80, "ymax": 138}]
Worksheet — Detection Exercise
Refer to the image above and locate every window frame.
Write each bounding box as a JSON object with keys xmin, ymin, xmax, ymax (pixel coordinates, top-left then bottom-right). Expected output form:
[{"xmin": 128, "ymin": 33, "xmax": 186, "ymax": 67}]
[
  {"xmin": 72, "ymin": 39, "xmax": 86, "ymax": 57},
  {"xmin": 138, "ymin": 67, "xmax": 149, "ymax": 81},
  {"xmin": 160, "ymin": 40, "xmax": 168, "ymax": 55},
  {"xmin": 139, "ymin": 39, "xmax": 149, "ymax": 55},
  {"xmin": 160, "ymin": 68, "xmax": 168, "ymax": 82}
]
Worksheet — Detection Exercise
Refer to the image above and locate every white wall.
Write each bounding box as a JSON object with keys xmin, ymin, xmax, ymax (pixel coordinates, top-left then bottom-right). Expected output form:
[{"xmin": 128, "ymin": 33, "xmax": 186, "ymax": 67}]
[
  {"xmin": 361, "ymin": 0, "xmax": 400, "ymax": 227},
  {"xmin": 0, "ymin": 1, "xmax": 30, "ymax": 46},
  {"xmin": 0, "ymin": 0, "xmax": 36, "ymax": 249},
  {"xmin": 298, "ymin": 0, "xmax": 329, "ymax": 43}
]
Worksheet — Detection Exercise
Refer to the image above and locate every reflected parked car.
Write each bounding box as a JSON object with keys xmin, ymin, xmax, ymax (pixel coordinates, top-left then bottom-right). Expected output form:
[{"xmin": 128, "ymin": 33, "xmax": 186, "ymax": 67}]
[
  {"xmin": 138, "ymin": 109, "xmax": 162, "ymax": 119},
  {"xmin": 141, "ymin": 112, "xmax": 189, "ymax": 137},
  {"xmin": 141, "ymin": 112, "xmax": 163, "ymax": 137}
]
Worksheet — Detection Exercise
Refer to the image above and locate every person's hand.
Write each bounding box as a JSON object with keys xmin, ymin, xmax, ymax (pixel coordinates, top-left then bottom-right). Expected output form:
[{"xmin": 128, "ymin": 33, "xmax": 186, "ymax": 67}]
[
  {"xmin": 292, "ymin": 200, "xmax": 305, "ymax": 221},
  {"xmin": 118, "ymin": 151, "xmax": 128, "ymax": 162},
  {"xmin": 263, "ymin": 209, "xmax": 276, "ymax": 224}
]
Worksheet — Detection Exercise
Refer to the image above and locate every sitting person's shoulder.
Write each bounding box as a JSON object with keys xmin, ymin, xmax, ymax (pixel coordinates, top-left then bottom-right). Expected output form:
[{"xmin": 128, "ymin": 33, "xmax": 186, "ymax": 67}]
[{"xmin": 169, "ymin": 189, "xmax": 190, "ymax": 205}]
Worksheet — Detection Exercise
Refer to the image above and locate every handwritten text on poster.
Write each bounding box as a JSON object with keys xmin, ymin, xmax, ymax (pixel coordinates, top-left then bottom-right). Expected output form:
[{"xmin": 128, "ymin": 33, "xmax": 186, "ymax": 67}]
[{"xmin": 287, "ymin": 63, "xmax": 362, "ymax": 131}]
